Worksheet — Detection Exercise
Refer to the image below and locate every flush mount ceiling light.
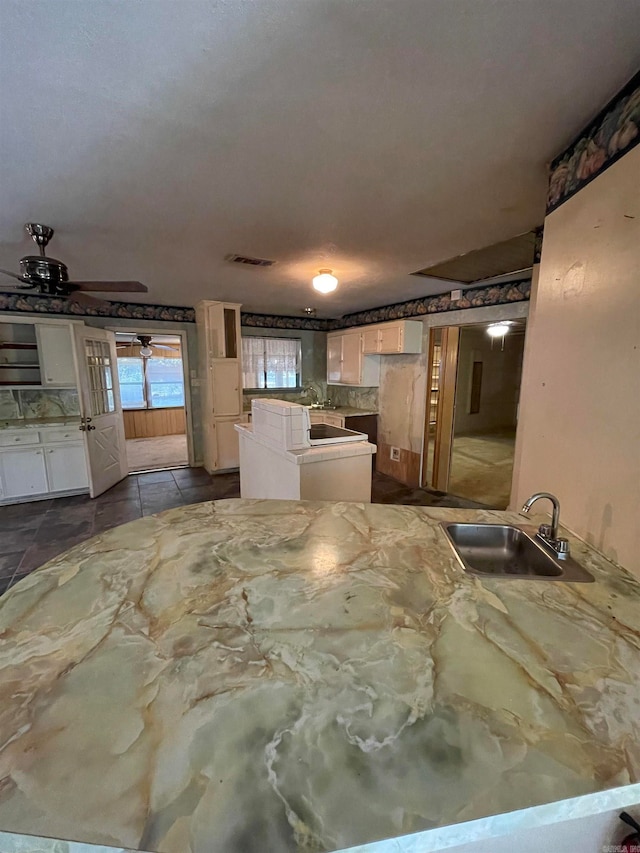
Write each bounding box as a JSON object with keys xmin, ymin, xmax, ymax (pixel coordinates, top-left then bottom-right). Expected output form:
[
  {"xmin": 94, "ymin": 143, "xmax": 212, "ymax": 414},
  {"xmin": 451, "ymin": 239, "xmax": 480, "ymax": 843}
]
[
  {"xmin": 312, "ymin": 269, "xmax": 338, "ymax": 294},
  {"xmin": 486, "ymin": 322, "xmax": 511, "ymax": 338},
  {"xmin": 302, "ymin": 307, "xmax": 317, "ymax": 316}
]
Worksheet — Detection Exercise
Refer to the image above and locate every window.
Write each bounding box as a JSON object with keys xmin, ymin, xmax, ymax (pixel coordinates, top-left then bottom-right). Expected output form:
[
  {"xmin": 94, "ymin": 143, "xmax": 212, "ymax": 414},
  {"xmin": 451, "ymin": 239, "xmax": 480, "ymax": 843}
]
[
  {"xmin": 117, "ymin": 355, "xmax": 185, "ymax": 409},
  {"xmin": 242, "ymin": 337, "xmax": 301, "ymax": 390}
]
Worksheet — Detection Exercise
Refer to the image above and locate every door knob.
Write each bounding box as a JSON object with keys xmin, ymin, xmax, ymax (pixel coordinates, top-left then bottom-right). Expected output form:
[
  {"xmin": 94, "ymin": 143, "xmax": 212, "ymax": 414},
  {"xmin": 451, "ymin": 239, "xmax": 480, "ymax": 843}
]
[{"xmin": 87, "ymin": 425, "xmax": 96, "ymax": 431}]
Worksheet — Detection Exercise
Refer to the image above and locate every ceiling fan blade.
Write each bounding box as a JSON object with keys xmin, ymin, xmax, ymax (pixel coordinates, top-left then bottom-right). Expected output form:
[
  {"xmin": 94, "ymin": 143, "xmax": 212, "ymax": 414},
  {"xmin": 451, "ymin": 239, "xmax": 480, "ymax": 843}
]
[
  {"xmin": 155, "ymin": 344, "xmax": 179, "ymax": 351},
  {"xmin": 68, "ymin": 281, "xmax": 148, "ymax": 293},
  {"xmin": 0, "ymin": 267, "xmax": 31, "ymax": 284},
  {"xmin": 67, "ymin": 291, "xmax": 110, "ymax": 309}
]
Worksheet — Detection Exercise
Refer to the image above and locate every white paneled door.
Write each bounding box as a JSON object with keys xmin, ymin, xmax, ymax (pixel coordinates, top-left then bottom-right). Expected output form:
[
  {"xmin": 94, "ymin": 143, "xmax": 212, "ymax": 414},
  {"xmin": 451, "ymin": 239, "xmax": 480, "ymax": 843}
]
[{"xmin": 74, "ymin": 327, "xmax": 128, "ymax": 497}]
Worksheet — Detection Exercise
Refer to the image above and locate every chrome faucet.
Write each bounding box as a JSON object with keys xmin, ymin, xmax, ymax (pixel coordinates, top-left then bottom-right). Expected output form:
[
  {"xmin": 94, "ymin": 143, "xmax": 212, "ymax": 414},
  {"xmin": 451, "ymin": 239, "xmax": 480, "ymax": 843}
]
[
  {"xmin": 521, "ymin": 492, "xmax": 570, "ymax": 559},
  {"xmin": 302, "ymin": 385, "xmax": 319, "ymax": 405}
]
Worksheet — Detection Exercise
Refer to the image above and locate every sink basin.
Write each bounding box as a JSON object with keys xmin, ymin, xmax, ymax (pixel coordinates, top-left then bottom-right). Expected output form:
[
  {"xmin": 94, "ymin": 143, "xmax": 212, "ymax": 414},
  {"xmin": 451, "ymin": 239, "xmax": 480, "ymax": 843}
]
[
  {"xmin": 441, "ymin": 523, "xmax": 594, "ymax": 582},
  {"xmin": 308, "ymin": 403, "xmax": 337, "ymax": 410}
]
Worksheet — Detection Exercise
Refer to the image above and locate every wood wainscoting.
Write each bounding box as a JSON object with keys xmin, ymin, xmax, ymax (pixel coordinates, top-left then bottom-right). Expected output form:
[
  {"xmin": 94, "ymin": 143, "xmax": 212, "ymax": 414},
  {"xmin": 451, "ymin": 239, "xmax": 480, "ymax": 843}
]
[
  {"xmin": 376, "ymin": 442, "xmax": 421, "ymax": 487},
  {"xmin": 123, "ymin": 407, "xmax": 186, "ymax": 439}
]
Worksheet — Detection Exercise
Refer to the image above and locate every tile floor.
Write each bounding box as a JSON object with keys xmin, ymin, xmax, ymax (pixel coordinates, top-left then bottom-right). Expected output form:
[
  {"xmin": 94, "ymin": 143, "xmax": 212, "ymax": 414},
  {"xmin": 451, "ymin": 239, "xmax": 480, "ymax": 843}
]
[{"xmin": 0, "ymin": 468, "xmax": 487, "ymax": 595}]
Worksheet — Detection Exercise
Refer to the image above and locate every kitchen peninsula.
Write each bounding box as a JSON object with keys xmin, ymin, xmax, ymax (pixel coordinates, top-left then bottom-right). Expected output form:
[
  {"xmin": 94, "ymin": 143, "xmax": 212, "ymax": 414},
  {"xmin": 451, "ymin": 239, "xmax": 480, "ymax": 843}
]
[{"xmin": 0, "ymin": 499, "xmax": 638, "ymax": 853}]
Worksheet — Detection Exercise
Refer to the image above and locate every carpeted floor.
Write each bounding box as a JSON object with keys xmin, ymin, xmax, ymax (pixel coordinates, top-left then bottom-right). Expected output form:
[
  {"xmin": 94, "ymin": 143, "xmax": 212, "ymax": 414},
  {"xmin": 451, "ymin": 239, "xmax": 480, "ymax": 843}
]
[
  {"xmin": 448, "ymin": 430, "xmax": 516, "ymax": 509},
  {"xmin": 126, "ymin": 435, "xmax": 189, "ymax": 473}
]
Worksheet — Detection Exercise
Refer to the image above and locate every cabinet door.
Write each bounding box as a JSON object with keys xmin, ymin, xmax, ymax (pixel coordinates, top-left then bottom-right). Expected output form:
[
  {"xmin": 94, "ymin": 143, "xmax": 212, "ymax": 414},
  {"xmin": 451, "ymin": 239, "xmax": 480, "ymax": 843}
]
[
  {"xmin": 211, "ymin": 361, "xmax": 241, "ymax": 416},
  {"xmin": 327, "ymin": 335, "xmax": 343, "ymax": 384},
  {"xmin": 378, "ymin": 325, "xmax": 403, "ymax": 354},
  {"xmin": 340, "ymin": 333, "xmax": 362, "ymax": 385},
  {"xmin": 36, "ymin": 324, "xmax": 77, "ymax": 386},
  {"xmin": 0, "ymin": 448, "xmax": 48, "ymax": 498},
  {"xmin": 44, "ymin": 444, "xmax": 89, "ymax": 492},
  {"xmin": 362, "ymin": 328, "xmax": 380, "ymax": 354},
  {"xmin": 214, "ymin": 417, "xmax": 241, "ymax": 469}
]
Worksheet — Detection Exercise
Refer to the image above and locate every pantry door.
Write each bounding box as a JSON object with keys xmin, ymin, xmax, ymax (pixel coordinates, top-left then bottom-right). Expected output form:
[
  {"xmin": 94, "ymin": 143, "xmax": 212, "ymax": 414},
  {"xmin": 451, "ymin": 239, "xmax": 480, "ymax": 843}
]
[{"xmin": 74, "ymin": 326, "xmax": 128, "ymax": 497}]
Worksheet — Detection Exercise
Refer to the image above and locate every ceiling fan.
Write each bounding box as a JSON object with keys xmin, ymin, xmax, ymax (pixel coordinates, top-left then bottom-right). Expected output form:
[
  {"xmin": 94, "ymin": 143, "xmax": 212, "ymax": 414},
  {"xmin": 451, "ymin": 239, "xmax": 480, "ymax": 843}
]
[
  {"xmin": 116, "ymin": 334, "xmax": 178, "ymax": 357},
  {"xmin": 0, "ymin": 223, "xmax": 148, "ymax": 308}
]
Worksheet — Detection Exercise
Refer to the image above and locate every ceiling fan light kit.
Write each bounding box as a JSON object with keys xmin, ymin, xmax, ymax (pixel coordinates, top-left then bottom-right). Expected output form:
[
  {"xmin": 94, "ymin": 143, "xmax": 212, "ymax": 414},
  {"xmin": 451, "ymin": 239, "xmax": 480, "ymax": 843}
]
[{"xmin": 0, "ymin": 223, "xmax": 148, "ymax": 308}]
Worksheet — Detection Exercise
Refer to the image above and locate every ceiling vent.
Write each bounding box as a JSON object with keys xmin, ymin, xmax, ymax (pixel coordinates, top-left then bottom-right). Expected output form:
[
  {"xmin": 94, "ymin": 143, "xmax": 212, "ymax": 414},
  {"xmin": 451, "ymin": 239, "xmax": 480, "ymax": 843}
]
[
  {"xmin": 412, "ymin": 231, "xmax": 537, "ymax": 284},
  {"xmin": 226, "ymin": 254, "xmax": 276, "ymax": 267}
]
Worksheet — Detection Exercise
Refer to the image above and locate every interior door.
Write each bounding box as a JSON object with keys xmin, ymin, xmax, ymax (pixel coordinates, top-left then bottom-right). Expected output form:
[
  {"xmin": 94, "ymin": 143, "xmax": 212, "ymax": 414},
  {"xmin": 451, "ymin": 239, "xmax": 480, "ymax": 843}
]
[{"xmin": 74, "ymin": 326, "xmax": 128, "ymax": 497}]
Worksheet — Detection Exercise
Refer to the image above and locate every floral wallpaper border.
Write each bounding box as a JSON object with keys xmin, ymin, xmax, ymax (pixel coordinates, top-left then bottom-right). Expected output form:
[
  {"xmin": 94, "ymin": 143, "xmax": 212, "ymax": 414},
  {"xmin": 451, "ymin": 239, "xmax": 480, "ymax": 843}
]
[
  {"xmin": 330, "ymin": 278, "xmax": 531, "ymax": 330},
  {"xmin": 547, "ymin": 69, "xmax": 640, "ymax": 213},
  {"xmin": 0, "ymin": 281, "xmax": 531, "ymax": 332},
  {"xmin": 0, "ymin": 293, "xmax": 195, "ymax": 323},
  {"xmin": 240, "ymin": 312, "xmax": 331, "ymax": 331}
]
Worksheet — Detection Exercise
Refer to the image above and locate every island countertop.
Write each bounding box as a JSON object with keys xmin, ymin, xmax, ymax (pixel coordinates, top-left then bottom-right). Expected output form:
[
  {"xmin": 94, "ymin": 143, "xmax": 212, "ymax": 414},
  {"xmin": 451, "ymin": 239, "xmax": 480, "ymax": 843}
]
[{"xmin": 0, "ymin": 500, "xmax": 638, "ymax": 853}]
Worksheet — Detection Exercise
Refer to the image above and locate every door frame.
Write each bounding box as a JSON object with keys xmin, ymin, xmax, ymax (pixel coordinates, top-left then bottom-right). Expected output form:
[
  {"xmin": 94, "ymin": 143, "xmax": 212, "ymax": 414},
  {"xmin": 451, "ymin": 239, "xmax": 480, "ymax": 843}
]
[
  {"xmin": 419, "ymin": 302, "xmax": 530, "ymax": 492},
  {"xmin": 106, "ymin": 325, "xmax": 195, "ymax": 467}
]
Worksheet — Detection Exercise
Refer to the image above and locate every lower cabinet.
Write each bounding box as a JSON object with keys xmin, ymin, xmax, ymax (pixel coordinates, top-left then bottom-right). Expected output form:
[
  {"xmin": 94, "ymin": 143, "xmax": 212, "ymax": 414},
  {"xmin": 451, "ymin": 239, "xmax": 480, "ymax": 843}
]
[
  {"xmin": 44, "ymin": 444, "xmax": 89, "ymax": 492},
  {"xmin": 0, "ymin": 448, "xmax": 48, "ymax": 499},
  {"xmin": 0, "ymin": 429, "xmax": 89, "ymax": 503}
]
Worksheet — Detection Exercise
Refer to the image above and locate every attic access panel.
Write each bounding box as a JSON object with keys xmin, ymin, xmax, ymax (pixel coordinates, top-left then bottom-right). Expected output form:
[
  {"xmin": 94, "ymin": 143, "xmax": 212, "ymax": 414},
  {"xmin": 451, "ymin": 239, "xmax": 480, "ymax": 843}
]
[{"xmin": 412, "ymin": 231, "xmax": 537, "ymax": 283}]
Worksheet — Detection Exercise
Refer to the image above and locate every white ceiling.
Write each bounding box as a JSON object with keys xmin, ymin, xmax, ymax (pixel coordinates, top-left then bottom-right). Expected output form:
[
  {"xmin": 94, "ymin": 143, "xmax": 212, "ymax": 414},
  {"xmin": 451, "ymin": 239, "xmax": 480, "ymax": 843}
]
[{"xmin": 1, "ymin": 1, "xmax": 639, "ymax": 318}]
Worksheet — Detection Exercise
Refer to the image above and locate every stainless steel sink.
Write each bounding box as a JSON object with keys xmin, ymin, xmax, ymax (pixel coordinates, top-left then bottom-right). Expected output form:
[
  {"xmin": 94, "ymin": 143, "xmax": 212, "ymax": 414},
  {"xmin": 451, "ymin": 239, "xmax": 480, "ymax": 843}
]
[{"xmin": 441, "ymin": 523, "xmax": 594, "ymax": 582}]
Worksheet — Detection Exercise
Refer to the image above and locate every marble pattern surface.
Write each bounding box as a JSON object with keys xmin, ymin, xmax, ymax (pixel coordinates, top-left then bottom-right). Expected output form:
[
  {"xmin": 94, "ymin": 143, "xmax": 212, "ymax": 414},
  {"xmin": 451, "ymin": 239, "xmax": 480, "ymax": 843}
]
[
  {"xmin": 0, "ymin": 501, "xmax": 638, "ymax": 853},
  {"xmin": 19, "ymin": 389, "xmax": 80, "ymax": 419}
]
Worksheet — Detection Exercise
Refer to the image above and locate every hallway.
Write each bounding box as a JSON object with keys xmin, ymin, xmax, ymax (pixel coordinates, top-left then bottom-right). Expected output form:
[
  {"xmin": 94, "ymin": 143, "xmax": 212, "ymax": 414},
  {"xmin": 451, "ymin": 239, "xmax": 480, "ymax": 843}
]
[{"xmin": 448, "ymin": 430, "xmax": 516, "ymax": 508}]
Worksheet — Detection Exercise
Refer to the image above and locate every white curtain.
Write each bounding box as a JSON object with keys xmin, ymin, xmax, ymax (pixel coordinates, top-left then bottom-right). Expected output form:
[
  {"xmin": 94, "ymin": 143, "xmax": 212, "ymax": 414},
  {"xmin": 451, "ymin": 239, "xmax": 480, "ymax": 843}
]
[
  {"xmin": 242, "ymin": 337, "xmax": 301, "ymax": 389},
  {"xmin": 242, "ymin": 337, "xmax": 266, "ymax": 388}
]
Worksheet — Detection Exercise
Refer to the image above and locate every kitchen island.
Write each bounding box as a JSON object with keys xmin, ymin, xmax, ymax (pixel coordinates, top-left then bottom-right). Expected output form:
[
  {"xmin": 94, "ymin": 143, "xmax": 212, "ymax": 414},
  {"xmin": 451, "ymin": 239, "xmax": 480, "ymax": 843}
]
[{"xmin": 0, "ymin": 500, "xmax": 638, "ymax": 852}]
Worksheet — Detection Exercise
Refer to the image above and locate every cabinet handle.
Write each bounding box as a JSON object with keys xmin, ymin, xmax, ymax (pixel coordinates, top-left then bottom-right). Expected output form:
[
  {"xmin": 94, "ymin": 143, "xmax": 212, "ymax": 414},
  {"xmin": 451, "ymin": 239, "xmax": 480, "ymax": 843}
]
[
  {"xmin": 14, "ymin": 437, "xmax": 20, "ymax": 441},
  {"xmin": 48, "ymin": 449, "xmax": 54, "ymax": 453},
  {"xmin": 35, "ymin": 450, "xmax": 42, "ymax": 455}
]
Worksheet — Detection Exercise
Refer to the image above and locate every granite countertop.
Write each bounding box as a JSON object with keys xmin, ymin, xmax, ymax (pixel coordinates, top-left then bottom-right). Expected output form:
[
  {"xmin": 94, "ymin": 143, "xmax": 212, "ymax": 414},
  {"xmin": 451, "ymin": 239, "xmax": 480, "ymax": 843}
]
[
  {"xmin": 0, "ymin": 501, "xmax": 638, "ymax": 853},
  {"xmin": 242, "ymin": 404, "xmax": 378, "ymax": 417},
  {"xmin": 0, "ymin": 416, "xmax": 82, "ymax": 430}
]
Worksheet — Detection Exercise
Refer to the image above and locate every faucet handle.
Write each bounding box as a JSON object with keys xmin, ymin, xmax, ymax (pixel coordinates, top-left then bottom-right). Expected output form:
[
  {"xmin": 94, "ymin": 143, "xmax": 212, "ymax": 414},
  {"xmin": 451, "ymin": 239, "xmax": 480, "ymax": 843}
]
[
  {"xmin": 555, "ymin": 537, "xmax": 570, "ymax": 557},
  {"xmin": 538, "ymin": 523, "xmax": 553, "ymax": 539}
]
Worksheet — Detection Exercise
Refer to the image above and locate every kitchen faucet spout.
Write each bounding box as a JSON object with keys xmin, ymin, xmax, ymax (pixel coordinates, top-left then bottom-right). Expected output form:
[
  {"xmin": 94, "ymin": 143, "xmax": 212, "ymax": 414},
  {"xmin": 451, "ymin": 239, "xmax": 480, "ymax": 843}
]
[{"xmin": 521, "ymin": 492, "xmax": 570, "ymax": 559}]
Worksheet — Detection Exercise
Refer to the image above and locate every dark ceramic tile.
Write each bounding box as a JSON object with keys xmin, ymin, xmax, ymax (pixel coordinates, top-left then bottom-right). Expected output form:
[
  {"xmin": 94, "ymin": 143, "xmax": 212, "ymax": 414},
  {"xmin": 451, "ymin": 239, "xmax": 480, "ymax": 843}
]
[
  {"xmin": 44, "ymin": 503, "xmax": 97, "ymax": 526},
  {"xmin": 177, "ymin": 485, "xmax": 220, "ymax": 504},
  {"xmin": 94, "ymin": 499, "xmax": 143, "ymax": 532},
  {"xmin": 141, "ymin": 494, "xmax": 189, "ymax": 516},
  {"xmin": 137, "ymin": 471, "xmax": 176, "ymax": 485},
  {"xmin": 47, "ymin": 493, "xmax": 93, "ymax": 509},
  {"xmin": 171, "ymin": 467, "xmax": 213, "ymax": 485},
  {"xmin": 18, "ymin": 536, "xmax": 89, "ymax": 573},
  {"xmin": 0, "ymin": 552, "xmax": 24, "ymax": 578},
  {"xmin": 35, "ymin": 518, "xmax": 94, "ymax": 544},
  {"xmin": 0, "ymin": 512, "xmax": 46, "ymax": 532},
  {"xmin": 1, "ymin": 527, "xmax": 39, "ymax": 553},
  {"xmin": 98, "ymin": 479, "xmax": 141, "ymax": 504},
  {"xmin": 139, "ymin": 482, "xmax": 182, "ymax": 500},
  {"xmin": 0, "ymin": 499, "xmax": 53, "ymax": 519}
]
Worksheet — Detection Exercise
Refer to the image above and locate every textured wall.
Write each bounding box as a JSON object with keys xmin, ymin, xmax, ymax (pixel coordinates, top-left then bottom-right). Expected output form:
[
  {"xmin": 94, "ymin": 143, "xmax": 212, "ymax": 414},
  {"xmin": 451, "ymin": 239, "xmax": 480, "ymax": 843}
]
[{"xmin": 512, "ymin": 145, "xmax": 640, "ymax": 575}]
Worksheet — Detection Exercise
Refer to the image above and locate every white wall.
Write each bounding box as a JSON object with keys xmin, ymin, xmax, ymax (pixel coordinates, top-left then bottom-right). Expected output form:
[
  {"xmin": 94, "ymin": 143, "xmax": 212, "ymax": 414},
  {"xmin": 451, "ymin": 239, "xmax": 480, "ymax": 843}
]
[{"xmin": 512, "ymin": 146, "xmax": 640, "ymax": 576}]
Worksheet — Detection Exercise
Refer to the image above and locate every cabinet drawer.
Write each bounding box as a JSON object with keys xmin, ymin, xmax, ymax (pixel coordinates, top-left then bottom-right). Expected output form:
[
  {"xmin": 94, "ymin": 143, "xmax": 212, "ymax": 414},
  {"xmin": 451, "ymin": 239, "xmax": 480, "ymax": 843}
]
[
  {"xmin": 0, "ymin": 431, "xmax": 41, "ymax": 447},
  {"xmin": 42, "ymin": 428, "xmax": 82, "ymax": 443}
]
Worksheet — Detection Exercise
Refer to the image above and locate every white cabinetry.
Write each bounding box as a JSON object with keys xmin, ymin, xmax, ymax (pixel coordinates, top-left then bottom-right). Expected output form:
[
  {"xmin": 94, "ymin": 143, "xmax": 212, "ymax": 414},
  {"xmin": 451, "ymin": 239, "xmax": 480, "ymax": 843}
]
[
  {"xmin": 196, "ymin": 301, "xmax": 243, "ymax": 472},
  {"xmin": 361, "ymin": 320, "xmax": 423, "ymax": 354},
  {"xmin": 36, "ymin": 324, "xmax": 77, "ymax": 386},
  {"xmin": 326, "ymin": 331, "xmax": 381, "ymax": 387},
  {"xmin": 0, "ymin": 426, "xmax": 88, "ymax": 503},
  {"xmin": 0, "ymin": 447, "xmax": 48, "ymax": 498}
]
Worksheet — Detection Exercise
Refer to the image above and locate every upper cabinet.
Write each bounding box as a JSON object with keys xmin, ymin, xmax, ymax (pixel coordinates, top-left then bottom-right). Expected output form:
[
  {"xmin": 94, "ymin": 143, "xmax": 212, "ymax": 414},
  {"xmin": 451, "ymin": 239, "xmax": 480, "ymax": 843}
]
[
  {"xmin": 326, "ymin": 331, "xmax": 381, "ymax": 387},
  {"xmin": 361, "ymin": 320, "xmax": 423, "ymax": 355},
  {"xmin": 36, "ymin": 324, "xmax": 77, "ymax": 386},
  {"xmin": 327, "ymin": 320, "xmax": 423, "ymax": 386},
  {"xmin": 0, "ymin": 319, "xmax": 78, "ymax": 387}
]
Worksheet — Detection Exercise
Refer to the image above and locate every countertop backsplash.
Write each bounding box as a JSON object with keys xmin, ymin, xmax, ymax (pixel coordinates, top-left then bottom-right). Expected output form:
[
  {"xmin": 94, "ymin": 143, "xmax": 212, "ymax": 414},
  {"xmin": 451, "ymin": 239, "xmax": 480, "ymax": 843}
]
[
  {"xmin": 326, "ymin": 385, "xmax": 379, "ymax": 410},
  {"xmin": 0, "ymin": 388, "xmax": 81, "ymax": 422}
]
